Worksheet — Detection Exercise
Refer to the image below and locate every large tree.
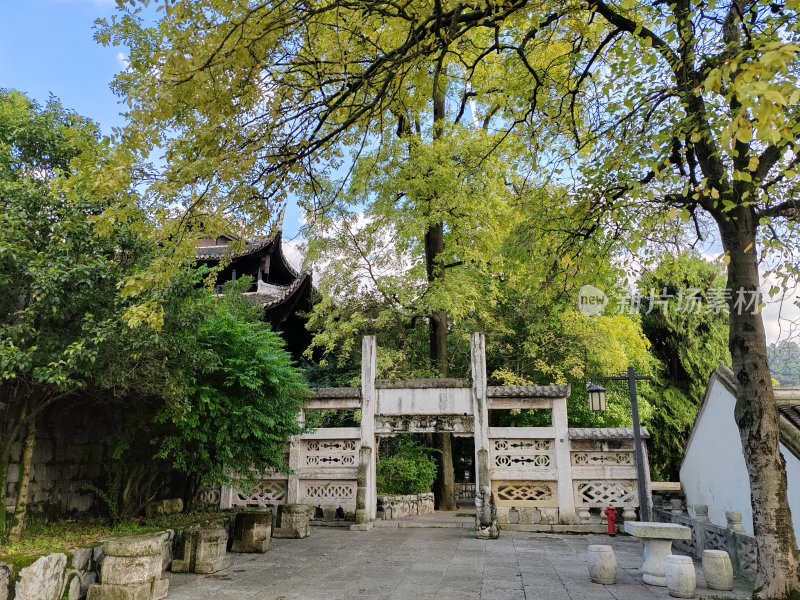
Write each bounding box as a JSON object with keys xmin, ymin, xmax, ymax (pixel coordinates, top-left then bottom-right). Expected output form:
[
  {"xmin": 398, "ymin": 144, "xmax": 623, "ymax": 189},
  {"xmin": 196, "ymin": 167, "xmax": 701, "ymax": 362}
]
[
  {"xmin": 101, "ymin": 1, "xmax": 800, "ymax": 594},
  {"xmin": 0, "ymin": 90, "xmax": 152, "ymax": 540}
]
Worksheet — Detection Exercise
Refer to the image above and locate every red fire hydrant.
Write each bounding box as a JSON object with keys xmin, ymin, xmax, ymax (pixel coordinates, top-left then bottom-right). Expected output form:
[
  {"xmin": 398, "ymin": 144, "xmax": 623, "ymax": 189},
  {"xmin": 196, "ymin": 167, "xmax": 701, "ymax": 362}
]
[{"xmin": 605, "ymin": 505, "xmax": 618, "ymax": 536}]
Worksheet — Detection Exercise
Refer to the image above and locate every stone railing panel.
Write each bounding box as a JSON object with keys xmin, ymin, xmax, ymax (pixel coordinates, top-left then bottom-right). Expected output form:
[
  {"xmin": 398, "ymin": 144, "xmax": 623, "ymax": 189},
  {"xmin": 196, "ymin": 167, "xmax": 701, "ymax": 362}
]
[
  {"xmin": 653, "ymin": 508, "xmax": 758, "ymax": 582},
  {"xmin": 492, "ymin": 480, "xmax": 558, "ymax": 508},
  {"xmin": 302, "ymin": 439, "xmax": 359, "ymax": 467},
  {"xmin": 228, "ymin": 479, "xmax": 288, "ymax": 509}
]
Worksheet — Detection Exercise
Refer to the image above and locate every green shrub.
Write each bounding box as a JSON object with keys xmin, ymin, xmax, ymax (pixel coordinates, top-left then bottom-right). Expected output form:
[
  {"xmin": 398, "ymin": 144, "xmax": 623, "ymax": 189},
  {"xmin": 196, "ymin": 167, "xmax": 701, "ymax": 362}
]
[{"xmin": 376, "ymin": 437, "xmax": 437, "ymax": 495}]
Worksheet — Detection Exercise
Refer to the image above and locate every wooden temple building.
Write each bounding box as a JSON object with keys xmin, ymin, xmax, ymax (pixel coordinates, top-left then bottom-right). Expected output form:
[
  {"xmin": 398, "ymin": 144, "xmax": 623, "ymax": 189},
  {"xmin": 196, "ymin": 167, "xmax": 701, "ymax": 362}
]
[{"xmin": 196, "ymin": 227, "xmax": 314, "ymax": 358}]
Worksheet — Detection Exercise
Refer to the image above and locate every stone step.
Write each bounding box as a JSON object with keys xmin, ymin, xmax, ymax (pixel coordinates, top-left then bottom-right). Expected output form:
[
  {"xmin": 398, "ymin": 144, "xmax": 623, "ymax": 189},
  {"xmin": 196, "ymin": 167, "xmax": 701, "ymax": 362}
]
[{"xmin": 374, "ymin": 518, "xmax": 472, "ymax": 529}]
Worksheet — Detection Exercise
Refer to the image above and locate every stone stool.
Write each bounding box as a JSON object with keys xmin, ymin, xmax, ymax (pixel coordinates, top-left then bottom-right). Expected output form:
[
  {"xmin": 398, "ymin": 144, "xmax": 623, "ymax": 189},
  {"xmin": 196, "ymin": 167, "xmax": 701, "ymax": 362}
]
[
  {"xmin": 587, "ymin": 545, "xmax": 617, "ymax": 584},
  {"xmin": 702, "ymin": 550, "xmax": 734, "ymax": 591},
  {"xmin": 665, "ymin": 555, "xmax": 696, "ymax": 598}
]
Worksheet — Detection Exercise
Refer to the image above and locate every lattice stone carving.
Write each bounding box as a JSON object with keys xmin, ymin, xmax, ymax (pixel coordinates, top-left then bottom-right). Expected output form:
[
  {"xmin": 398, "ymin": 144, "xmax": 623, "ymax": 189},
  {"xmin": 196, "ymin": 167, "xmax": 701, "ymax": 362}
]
[
  {"xmin": 490, "ymin": 439, "xmax": 553, "ymax": 471},
  {"xmin": 735, "ymin": 533, "xmax": 758, "ymax": 581},
  {"xmin": 571, "ymin": 451, "xmax": 634, "ymax": 466},
  {"xmin": 231, "ymin": 480, "xmax": 287, "ymax": 507},
  {"xmin": 574, "ymin": 480, "xmax": 637, "ymax": 507},
  {"xmin": 492, "ymin": 480, "xmax": 558, "ymax": 507},
  {"xmin": 301, "ymin": 480, "xmax": 357, "ymax": 501},
  {"xmin": 197, "ymin": 485, "xmax": 221, "ymax": 508},
  {"xmin": 302, "ymin": 439, "xmax": 358, "ymax": 467}
]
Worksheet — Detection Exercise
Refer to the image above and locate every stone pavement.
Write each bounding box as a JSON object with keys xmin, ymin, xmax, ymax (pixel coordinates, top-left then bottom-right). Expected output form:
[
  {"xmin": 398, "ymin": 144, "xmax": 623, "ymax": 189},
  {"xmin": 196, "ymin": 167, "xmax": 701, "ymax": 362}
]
[{"xmin": 167, "ymin": 527, "xmax": 753, "ymax": 600}]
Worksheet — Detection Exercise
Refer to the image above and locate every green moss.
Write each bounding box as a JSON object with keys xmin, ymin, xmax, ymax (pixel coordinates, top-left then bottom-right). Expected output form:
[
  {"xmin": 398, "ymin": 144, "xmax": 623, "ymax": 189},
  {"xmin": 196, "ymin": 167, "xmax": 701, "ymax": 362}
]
[{"xmin": 0, "ymin": 511, "xmax": 235, "ymax": 571}]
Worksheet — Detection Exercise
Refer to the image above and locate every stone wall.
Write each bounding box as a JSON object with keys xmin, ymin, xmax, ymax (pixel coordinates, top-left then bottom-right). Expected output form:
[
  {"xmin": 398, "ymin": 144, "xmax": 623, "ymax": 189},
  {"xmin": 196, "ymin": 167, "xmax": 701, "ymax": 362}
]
[{"xmin": 4, "ymin": 398, "xmax": 130, "ymax": 517}]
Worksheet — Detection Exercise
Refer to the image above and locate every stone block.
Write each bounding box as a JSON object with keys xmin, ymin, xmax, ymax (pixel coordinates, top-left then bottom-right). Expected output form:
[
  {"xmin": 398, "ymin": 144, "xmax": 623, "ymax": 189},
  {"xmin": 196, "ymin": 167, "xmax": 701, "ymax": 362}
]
[
  {"xmin": 101, "ymin": 555, "xmax": 161, "ymax": 585},
  {"xmin": 145, "ymin": 498, "xmax": 183, "ymax": 519},
  {"xmin": 273, "ymin": 504, "xmax": 310, "ymax": 539},
  {"xmin": 81, "ymin": 570, "xmax": 98, "ymax": 596},
  {"xmin": 0, "ymin": 563, "xmax": 11, "ymax": 600},
  {"xmin": 6, "ymin": 464, "xmax": 19, "ymax": 485},
  {"xmin": 14, "ymin": 552, "xmax": 67, "ymax": 600},
  {"xmin": 172, "ymin": 526, "xmax": 230, "ymax": 574},
  {"xmin": 70, "ymin": 547, "xmax": 92, "ymax": 571},
  {"xmin": 87, "ymin": 581, "xmax": 152, "ymax": 600},
  {"xmin": 232, "ymin": 511, "xmax": 273, "ymax": 553},
  {"xmin": 64, "ymin": 570, "xmax": 82, "ymax": 600},
  {"xmin": 104, "ymin": 535, "xmax": 163, "ymax": 558}
]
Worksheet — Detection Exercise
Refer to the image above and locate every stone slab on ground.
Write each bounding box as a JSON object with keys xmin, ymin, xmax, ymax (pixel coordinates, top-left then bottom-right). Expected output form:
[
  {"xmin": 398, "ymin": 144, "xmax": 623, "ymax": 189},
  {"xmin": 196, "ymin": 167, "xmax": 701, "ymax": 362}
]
[{"xmin": 167, "ymin": 527, "xmax": 753, "ymax": 600}]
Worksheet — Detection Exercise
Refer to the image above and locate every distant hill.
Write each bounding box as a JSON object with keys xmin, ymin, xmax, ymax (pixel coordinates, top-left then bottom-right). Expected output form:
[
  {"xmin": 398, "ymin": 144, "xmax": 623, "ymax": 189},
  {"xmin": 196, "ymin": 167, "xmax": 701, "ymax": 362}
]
[{"xmin": 769, "ymin": 341, "xmax": 800, "ymax": 387}]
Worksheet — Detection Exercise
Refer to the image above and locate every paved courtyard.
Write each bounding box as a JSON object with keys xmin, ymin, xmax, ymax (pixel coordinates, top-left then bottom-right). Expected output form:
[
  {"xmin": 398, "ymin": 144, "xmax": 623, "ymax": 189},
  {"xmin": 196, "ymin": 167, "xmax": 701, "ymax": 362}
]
[{"xmin": 168, "ymin": 526, "xmax": 753, "ymax": 600}]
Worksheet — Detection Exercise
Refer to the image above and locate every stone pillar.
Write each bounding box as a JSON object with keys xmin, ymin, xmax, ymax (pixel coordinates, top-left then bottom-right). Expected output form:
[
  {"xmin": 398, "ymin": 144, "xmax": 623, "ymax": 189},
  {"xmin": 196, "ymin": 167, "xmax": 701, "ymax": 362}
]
[
  {"xmin": 670, "ymin": 499, "xmax": 684, "ymax": 516},
  {"xmin": 286, "ymin": 409, "xmax": 304, "ymax": 505},
  {"xmin": 361, "ymin": 335, "xmax": 377, "ymax": 522},
  {"xmin": 725, "ymin": 511, "xmax": 745, "ymax": 533},
  {"xmin": 693, "ymin": 504, "xmax": 710, "ymax": 523},
  {"xmin": 87, "ymin": 534, "xmax": 168, "ymax": 600},
  {"xmin": 231, "ymin": 511, "xmax": 273, "ymax": 553},
  {"xmin": 552, "ymin": 395, "xmax": 576, "ymax": 524},
  {"xmin": 355, "ymin": 446, "xmax": 372, "ymax": 525},
  {"xmin": 470, "ymin": 333, "xmax": 489, "ymax": 491}
]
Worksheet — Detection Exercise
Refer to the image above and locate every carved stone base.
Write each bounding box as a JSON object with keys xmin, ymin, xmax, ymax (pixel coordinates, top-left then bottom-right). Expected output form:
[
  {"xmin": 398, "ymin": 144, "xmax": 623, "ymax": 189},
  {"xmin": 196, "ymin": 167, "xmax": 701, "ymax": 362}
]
[
  {"xmin": 231, "ymin": 511, "xmax": 273, "ymax": 553},
  {"xmin": 273, "ymin": 504, "xmax": 310, "ymax": 539},
  {"xmin": 172, "ymin": 526, "xmax": 230, "ymax": 574},
  {"xmin": 475, "ymin": 522, "xmax": 499, "ymax": 539}
]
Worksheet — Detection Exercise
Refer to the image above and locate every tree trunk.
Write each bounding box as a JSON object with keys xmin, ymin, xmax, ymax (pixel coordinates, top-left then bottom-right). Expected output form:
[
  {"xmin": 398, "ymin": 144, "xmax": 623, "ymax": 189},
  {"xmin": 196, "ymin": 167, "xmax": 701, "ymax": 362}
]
[
  {"xmin": 717, "ymin": 208, "xmax": 800, "ymax": 599},
  {"xmin": 423, "ymin": 56, "xmax": 457, "ymax": 512},
  {"xmin": 0, "ymin": 437, "xmax": 10, "ymax": 540},
  {"xmin": 8, "ymin": 419, "xmax": 36, "ymax": 543},
  {"xmin": 425, "ymin": 223, "xmax": 457, "ymax": 511}
]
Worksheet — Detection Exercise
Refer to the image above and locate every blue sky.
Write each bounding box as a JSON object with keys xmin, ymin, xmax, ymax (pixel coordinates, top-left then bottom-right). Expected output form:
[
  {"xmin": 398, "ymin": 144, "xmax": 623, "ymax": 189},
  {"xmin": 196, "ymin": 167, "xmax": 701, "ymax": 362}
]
[{"xmin": 0, "ymin": 0, "xmax": 304, "ymax": 240}]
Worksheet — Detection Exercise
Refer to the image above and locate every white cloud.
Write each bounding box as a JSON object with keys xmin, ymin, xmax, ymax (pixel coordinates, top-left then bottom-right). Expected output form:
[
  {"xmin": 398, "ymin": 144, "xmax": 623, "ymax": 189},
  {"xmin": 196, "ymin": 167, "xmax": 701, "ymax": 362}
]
[
  {"xmin": 761, "ymin": 276, "xmax": 800, "ymax": 345},
  {"xmin": 116, "ymin": 51, "xmax": 130, "ymax": 70}
]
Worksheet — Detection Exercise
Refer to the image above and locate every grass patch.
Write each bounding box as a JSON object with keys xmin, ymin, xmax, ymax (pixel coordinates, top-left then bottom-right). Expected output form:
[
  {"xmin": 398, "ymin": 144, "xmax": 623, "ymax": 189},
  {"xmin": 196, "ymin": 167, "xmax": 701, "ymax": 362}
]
[{"xmin": 0, "ymin": 511, "xmax": 234, "ymax": 572}]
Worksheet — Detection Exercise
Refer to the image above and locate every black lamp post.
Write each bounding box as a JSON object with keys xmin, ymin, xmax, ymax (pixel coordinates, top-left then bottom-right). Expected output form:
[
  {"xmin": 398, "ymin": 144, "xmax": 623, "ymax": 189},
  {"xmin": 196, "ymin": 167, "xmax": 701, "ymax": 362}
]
[{"xmin": 587, "ymin": 366, "xmax": 651, "ymax": 522}]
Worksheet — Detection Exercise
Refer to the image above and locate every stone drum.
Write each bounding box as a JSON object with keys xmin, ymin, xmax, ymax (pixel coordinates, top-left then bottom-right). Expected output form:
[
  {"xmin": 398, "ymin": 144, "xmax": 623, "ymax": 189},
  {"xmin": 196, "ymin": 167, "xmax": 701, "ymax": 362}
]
[
  {"xmin": 587, "ymin": 545, "xmax": 617, "ymax": 585},
  {"xmin": 665, "ymin": 555, "xmax": 696, "ymax": 598},
  {"xmin": 702, "ymin": 549, "xmax": 734, "ymax": 591}
]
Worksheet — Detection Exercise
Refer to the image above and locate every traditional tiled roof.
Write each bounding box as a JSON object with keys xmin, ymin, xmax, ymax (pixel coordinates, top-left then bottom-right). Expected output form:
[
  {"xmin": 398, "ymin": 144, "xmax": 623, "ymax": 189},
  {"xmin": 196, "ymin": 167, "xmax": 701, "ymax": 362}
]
[
  {"xmin": 196, "ymin": 236, "xmax": 275, "ymax": 261},
  {"xmin": 776, "ymin": 388, "xmax": 800, "ymax": 460},
  {"xmin": 487, "ymin": 385, "xmax": 571, "ymax": 398},
  {"xmin": 569, "ymin": 427, "xmax": 651, "ymax": 440},
  {"xmin": 243, "ymin": 273, "xmax": 310, "ymax": 309}
]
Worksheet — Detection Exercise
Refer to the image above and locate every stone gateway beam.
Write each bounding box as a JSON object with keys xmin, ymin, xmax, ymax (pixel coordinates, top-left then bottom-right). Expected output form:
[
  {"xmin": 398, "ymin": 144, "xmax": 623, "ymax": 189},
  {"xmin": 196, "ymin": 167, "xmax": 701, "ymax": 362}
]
[{"xmin": 214, "ymin": 333, "xmax": 651, "ymax": 535}]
